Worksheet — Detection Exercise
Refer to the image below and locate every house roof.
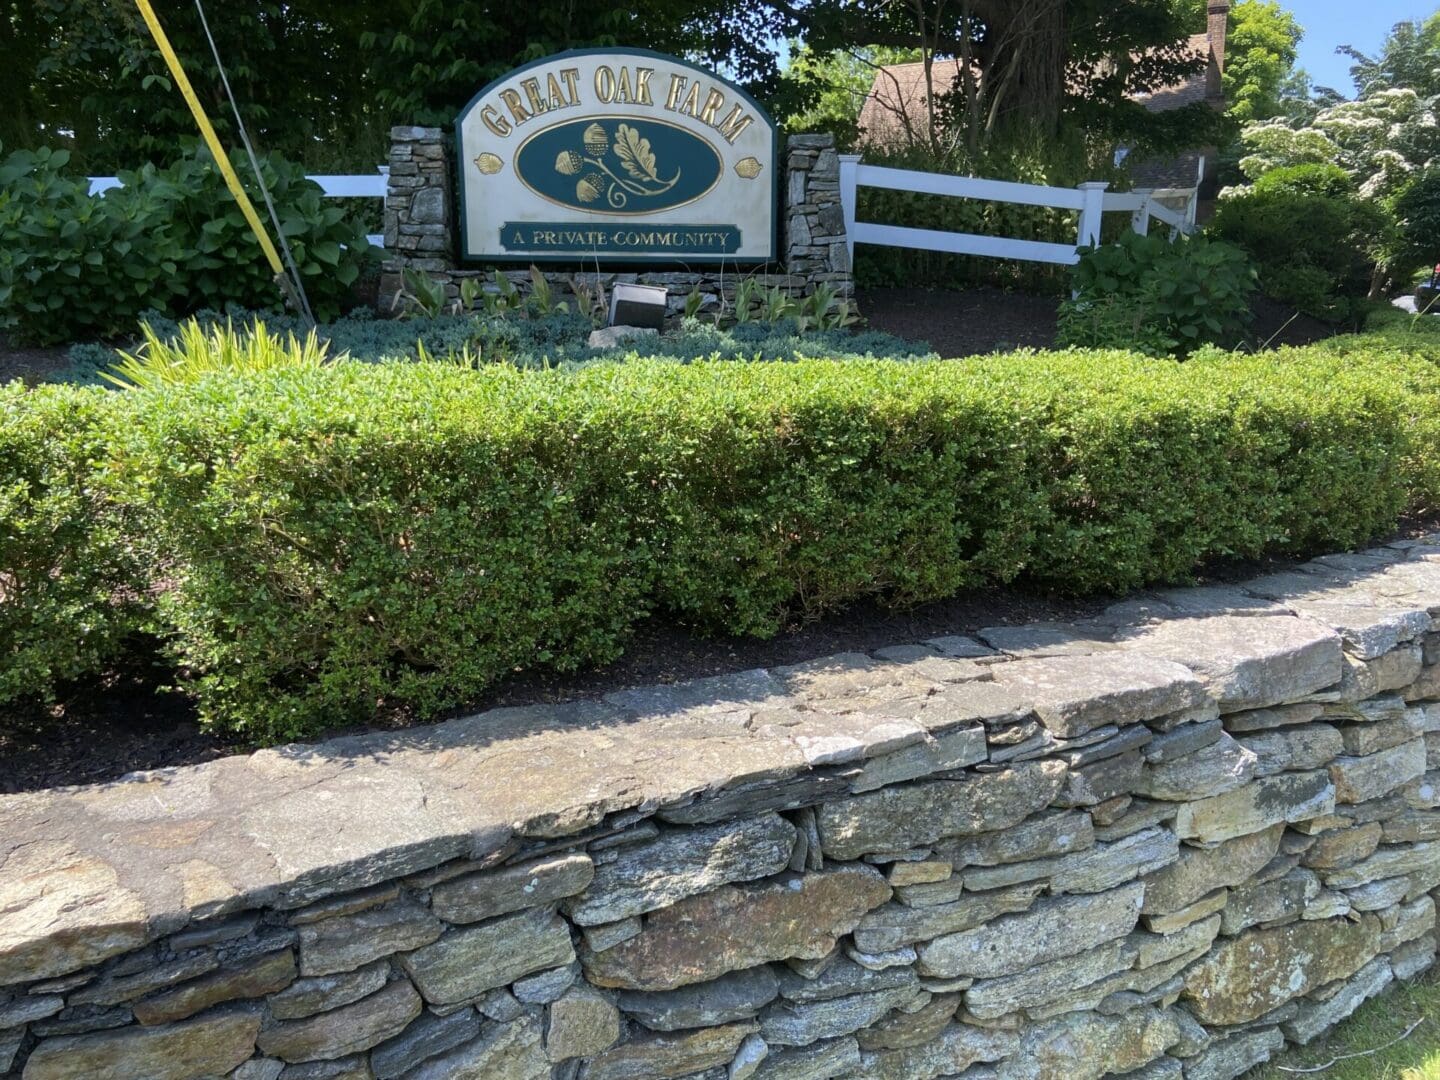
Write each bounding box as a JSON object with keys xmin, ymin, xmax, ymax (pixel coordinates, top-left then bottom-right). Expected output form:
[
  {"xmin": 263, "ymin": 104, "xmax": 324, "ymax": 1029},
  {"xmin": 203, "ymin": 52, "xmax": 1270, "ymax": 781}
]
[
  {"xmin": 856, "ymin": 58, "xmax": 970, "ymax": 149},
  {"xmin": 1130, "ymin": 31, "xmax": 1212, "ymax": 113},
  {"xmin": 857, "ymin": 27, "xmax": 1219, "ymax": 149}
]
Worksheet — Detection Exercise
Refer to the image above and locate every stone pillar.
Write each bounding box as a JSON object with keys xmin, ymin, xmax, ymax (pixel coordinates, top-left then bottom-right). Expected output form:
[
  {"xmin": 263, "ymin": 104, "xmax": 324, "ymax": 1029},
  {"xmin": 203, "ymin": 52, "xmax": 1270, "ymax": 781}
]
[
  {"xmin": 381, "ymin": 126, "xmax": 456, "ymax": 307},
  {"xmin": 783, "ymin": 134, "xmax": 853, "ymax": 298}
]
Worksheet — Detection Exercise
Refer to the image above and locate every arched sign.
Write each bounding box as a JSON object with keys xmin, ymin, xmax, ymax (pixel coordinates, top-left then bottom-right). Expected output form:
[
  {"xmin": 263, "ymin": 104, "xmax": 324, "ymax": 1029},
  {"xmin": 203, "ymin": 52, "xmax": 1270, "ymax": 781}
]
[{"xmin": 456, "ymin": 49, "xmax": 778, "ymax": 264}]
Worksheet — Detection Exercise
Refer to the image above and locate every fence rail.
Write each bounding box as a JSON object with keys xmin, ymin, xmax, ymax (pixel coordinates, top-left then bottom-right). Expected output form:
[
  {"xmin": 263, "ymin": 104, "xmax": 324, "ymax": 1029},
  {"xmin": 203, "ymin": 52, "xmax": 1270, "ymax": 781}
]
[
  {"xmin": 838, "ymin": 155, "xmax": 1195, "ymax": 269},
  {"xmin": 87, "ymin": 169, "xmax": 388, "ymax": 247}
]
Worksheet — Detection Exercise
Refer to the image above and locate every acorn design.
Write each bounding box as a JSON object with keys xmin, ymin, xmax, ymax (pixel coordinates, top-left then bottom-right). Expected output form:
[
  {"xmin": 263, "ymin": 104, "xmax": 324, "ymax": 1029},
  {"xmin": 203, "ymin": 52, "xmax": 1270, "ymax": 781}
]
[
  {"xmin": 583, "ymin": 122, "xmax": 609, "ymax": 157},
  {"xmin": 734, "ymin": 157, "xmax": 763, "ymax": 179},
  {"xmin": 474, "ymin": 152, "xmax": 503, "ymax": 175},
  {"xmin": 576, "ymin": 173, "xmax": 605, "ymax": 203},
  {"xmin": 555, "ymin": 150, "xmax": 584, "ymax": 176}
]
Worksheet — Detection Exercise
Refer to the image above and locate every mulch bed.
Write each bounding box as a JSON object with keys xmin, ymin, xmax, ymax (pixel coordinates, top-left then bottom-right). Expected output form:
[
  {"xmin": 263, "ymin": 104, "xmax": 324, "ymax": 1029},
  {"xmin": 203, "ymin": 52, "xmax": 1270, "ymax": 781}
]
[
  {"xmin": 10, "ymin": 518, "xmax": 1440, "ymax": 794},
  {"xmin": 0, "ymin": 337, "xmax": 72, "ymax": 386},
  {"xmin": 858, "ymin": 287, "xmax": 1340, "ymax": 356}
]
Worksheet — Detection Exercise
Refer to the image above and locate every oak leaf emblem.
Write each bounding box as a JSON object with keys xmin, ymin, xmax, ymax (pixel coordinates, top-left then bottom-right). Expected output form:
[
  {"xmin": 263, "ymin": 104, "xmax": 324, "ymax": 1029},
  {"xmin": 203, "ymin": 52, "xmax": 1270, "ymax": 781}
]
[{"xmin": 614, "ymin": 124, "xmax": 661, "ymax": 182}]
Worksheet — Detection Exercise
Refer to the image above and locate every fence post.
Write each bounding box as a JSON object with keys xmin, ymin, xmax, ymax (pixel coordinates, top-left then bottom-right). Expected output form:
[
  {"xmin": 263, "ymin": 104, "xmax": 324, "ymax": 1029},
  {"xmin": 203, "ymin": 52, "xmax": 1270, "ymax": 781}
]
[
  {"xmin": 1132, "ymin": 188, "xmax": 1152, "ymax": 237},
  {"xmin": 1075, "ymin": 181, "xmax": 1108, "ymax": 251},
  {"xmin": 839, "ymin": 154, "xmax": 861, "ymax": 264}
]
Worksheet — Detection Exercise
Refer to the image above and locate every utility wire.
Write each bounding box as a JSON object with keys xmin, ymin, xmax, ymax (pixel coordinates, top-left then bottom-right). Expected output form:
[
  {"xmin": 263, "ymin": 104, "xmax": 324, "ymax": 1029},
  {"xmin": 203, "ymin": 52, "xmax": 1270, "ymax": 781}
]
[{"xmin": 192, "ymin": 0, "xmax": 315, "ymax": 326}]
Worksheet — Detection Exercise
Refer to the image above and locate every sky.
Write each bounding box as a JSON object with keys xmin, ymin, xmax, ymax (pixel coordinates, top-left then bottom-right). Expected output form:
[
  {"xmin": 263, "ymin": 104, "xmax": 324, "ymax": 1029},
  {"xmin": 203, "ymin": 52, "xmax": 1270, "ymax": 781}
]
[{"xmin": 1291, "ymin": 0, "xmax": 1430, "ymax": 94}]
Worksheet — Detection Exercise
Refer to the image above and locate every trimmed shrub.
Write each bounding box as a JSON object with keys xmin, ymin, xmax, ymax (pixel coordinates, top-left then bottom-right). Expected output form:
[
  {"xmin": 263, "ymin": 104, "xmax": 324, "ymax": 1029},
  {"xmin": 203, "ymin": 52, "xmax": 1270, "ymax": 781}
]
[
  {"xmin": 0, "ymin": 144, "xmax": 373, "ymax": 344},
  {"xmin": 3, "ymin": 338, "xmax": 1436, "ymax": 739},
  {"xmin": 1208, "ymin": 184, "xmax": 1386, "ymax": 325},
  {"xmin": 0, "ymin": 383, "xmax": 149, "ymax": 704}
]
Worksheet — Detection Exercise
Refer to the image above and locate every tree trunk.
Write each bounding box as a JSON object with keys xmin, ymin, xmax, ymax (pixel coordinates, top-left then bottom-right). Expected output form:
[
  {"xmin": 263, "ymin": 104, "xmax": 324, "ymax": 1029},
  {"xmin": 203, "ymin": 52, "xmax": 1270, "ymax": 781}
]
[{"xmin": 969, "ymin": 0, "xmax": 1066, "ymax": 136}]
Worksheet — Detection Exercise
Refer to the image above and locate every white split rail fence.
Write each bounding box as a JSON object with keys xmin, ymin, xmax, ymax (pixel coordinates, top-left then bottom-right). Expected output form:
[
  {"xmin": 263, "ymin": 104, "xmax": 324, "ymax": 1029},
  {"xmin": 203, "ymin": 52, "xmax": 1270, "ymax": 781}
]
[
  {"xmin": 88, "ymin": 160, "xmax": 1196, "ymax": 266},
  {"xmin": 87, "ymin": 168, "xmax": 390, "ymax": 247},
  {"xmin": 837, "ymin": 154, "xmax": 1194, "ymax": 269}
]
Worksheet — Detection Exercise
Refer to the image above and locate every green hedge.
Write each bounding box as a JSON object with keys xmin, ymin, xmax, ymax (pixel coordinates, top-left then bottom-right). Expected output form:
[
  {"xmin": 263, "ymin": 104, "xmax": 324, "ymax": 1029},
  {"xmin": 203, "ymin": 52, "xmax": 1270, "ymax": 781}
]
[
  {"xmin": 0, "ymin": 383, "xmax": 150, "ymax": 703},
  {"xmin": 3, "ymin": 339, "xmax": 1438, "ymax": 741}
]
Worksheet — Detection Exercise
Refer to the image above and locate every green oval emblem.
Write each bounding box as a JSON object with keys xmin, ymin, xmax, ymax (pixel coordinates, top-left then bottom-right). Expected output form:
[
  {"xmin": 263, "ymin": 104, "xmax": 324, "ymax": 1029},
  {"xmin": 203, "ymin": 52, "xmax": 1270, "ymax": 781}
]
[{"xmin": 516, "ymin": 118, "xmax": 722, "ymax": 216}]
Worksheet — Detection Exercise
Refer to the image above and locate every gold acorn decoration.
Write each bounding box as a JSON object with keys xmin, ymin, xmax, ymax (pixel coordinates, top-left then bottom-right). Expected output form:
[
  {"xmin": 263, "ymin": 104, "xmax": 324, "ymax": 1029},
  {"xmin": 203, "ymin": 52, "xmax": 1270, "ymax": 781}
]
[
  {"xmin": 474, "ymin": 152, "xmax": 503, "ymax": 175},
  {"xmin": 583, "ymin": 122, "xmax": 609, "ymax": 157},
  {"xmin": 576, "ymin": 173, "xmax": 605, "ymax": 203},
  {"xmin": 555, "ymin": 150, "xmax": 584, "ymax": 176},
  {"xmin": 734, "ymin": 157, "xmax": 763, "ymax": 179}
]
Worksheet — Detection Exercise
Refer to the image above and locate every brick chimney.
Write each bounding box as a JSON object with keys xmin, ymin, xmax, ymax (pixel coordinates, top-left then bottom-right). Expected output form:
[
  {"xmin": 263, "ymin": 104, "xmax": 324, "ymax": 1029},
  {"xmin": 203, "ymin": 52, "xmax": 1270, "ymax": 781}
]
[{"xmin": 1206, "ymin": 1, "xmax": 1230, "ymax": 105}]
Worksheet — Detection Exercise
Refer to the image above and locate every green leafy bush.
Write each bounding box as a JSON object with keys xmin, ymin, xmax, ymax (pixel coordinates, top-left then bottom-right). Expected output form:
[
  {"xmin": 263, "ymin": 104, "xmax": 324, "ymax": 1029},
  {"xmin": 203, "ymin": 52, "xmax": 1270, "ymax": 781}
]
[
  {"xmin": 0, "ymin": 383, "xmax": 149, "ymax": 705},
  {"xmin": 1208, "ymin": 184, "xmax": 1386, "ymax": 325},
  {"xmin": 1387, "ymin": 166, "xmax": 1440, "ymax": 284},
  {"xmin": 2, "ymin": 336, "xmax": 1433, "ymax": 741},
  {"xmin": 1062, "ymin": 231, "xmax": 1256, "ymax": 354},
  {"xmin": 1055, "ymin": 292, "xmax": 1178, "ymax": 357},
  {"xmin": 0, "ymin": 144, "xmax": 373, "ymax": 344},
  {"xmin": 1251, "ymin": 164, "xmax": 1357, "ymax": 199}
]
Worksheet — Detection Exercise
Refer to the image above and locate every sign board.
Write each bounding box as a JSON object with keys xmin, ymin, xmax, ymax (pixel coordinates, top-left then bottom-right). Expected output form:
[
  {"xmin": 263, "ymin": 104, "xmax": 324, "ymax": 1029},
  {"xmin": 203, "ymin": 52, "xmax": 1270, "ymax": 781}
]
[{"xmin": 455, "ymin": 49, "xmax": 778, "ymax": 264}]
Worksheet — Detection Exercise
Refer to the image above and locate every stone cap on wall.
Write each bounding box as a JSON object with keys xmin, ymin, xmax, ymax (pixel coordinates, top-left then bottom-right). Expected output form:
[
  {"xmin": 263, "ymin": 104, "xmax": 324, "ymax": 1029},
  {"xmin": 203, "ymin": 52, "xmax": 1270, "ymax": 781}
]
[{"xmin": 4, "ymin": 538, "xmax": 1440, "ymax": 986}]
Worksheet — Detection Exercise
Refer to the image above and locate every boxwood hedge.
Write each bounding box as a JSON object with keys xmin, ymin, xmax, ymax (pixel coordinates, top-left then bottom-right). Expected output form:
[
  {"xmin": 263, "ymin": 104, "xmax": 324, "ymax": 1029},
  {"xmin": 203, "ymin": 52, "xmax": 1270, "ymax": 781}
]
[{"xmin": 3, "ymin": 338, "xmax": 1438, "ymax": 741}]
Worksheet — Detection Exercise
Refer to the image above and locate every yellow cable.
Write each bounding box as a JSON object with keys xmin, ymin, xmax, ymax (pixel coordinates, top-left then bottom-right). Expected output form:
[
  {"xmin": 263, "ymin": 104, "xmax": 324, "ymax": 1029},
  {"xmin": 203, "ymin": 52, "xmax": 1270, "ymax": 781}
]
[{"xmin": 132, "ymin": 0, "xmax": 285, "ymax": 277}]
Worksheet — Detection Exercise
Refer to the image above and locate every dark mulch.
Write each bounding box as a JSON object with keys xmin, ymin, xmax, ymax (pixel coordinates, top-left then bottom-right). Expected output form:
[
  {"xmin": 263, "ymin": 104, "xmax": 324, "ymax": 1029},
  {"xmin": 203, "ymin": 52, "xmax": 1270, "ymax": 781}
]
[
  {"xmin": 8, "ymin": 515, "xmax": 1440, "ymax": 794},
  {"xmin": 861, "ymin": 286, "xmax": 1061, "ymax": 356},
  {"xmin": 0, "ymin": 585, "xmax": 1103, "ymax": 794},
  {"xmin": 859, "ymin": 287, "xmax": 1341, "ymax": 357},
  {"xmin": 0, "ymin": 337, "xmax": 71, "ymax": 386}
]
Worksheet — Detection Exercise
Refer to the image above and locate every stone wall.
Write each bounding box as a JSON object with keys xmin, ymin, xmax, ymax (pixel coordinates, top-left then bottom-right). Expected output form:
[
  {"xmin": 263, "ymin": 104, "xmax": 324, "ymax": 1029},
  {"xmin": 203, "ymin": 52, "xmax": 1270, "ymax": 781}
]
[
  {"xmin": 5, "ymin": 540, "xmax": 1440, "ymax": 1079},
  {"xmin": 380, "ymin": 127, "xmax": 852, "ymax": 316}
]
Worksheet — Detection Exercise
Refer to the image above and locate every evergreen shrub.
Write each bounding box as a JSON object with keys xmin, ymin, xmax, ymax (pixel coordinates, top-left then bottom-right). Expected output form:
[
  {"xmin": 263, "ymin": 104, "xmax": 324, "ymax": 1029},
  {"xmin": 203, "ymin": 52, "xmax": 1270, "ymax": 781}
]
[
  {"xmin": 1208, "ymin": 180, "xmax": 1386, "ymax": 325},
  {"xmin": 2, "ymin": 340, "xmax": 1436, "ymax": 739}
]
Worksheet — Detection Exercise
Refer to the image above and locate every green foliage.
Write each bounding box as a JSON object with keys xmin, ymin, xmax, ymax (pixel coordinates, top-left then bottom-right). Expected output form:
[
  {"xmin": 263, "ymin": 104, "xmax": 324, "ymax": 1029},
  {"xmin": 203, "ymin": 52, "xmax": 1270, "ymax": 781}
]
[
  {"xmin": 1065, "ymin": 231, "xmax": 1256, "ymax": 354},
  {"xmin": 6, "ymin": 334, "xmax": 1439, "ymax": 740},
  {"xmin": 779, "ymin": 44, "xmax": 920, "ymax": 149},
  {"xmin": 57, "ymin": 309, "xmax": 932, "ymax": 386},
  {"xmin": 1240, "ymin": 86, "xmax": 1440, "ymax": 202},
  {"xmin": 394, "ymin": 268, "xmax": 451, "ymax": 319},
  {"xmin": 0, "ymin": 143, "xmax": 374, "ymax": 344},
  {"xmin": 1056, "ymin": 292, "xmax": 1178, "ymax": 357},
  {"xmin": 1342, "ymin": 14, "xmax": 1440, "ymax": 99},
  {"xmin": 0, "ymin": 383, "xmax": 148, "ymax": 705},
  {"xmin": 1388, "ymin": 166, "xmax": 1440, "ymax": 282},
  {"xmin": 0, "ymin": 145, "xmax": 125, "ymax": 344},
  {"xmin": 1223, "ymin": 1, "xmax": 1303, "ymax": 124},
  {"xmin": 102, "ymin": 319, "xmax": 336, "ymax": 390},
  {"xmin": 1209, "ymin": 186, "xmax": 1385, "ymax": 324},
  {"xmin": 2, "ymin": 0, "xmax": 790, "ymax": 173},
  {"xmin": 1251, "ymin": 163, "xmax": 1356, "ymax": 199}
]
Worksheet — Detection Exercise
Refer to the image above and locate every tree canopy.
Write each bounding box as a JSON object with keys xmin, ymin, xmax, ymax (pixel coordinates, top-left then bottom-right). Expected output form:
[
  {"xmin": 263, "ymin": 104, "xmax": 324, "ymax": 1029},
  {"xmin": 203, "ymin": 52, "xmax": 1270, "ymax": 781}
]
[
  {"xmin": 4, "ymin": 0, "xmax": 1238, "ymax": 172},
  {"xmin": 1239, "ymin": 15, "xmax": 1440, "ymax": 200},
  {"xmin": 1222, "ymin": 0, "xmax": 1302, "ymax": 123},
  {"xmin": 776, "ymin": 0, "xmax": 1225, "ymax": 158},
  {"xmin": 0, "ymin": 0, "xmax": 794, "ymax": 172}
]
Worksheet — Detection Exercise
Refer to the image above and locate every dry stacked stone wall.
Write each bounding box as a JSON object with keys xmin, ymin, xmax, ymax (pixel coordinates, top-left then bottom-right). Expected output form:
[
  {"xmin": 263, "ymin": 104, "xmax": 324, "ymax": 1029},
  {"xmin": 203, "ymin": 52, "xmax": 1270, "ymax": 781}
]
[
  {"xmin": 5, "ymin": 539, "xmax": 1440, "ymax": 1079},
  {"xmin": 380, "ymin": 127, "xmax": 853, "ymax": 316}
]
